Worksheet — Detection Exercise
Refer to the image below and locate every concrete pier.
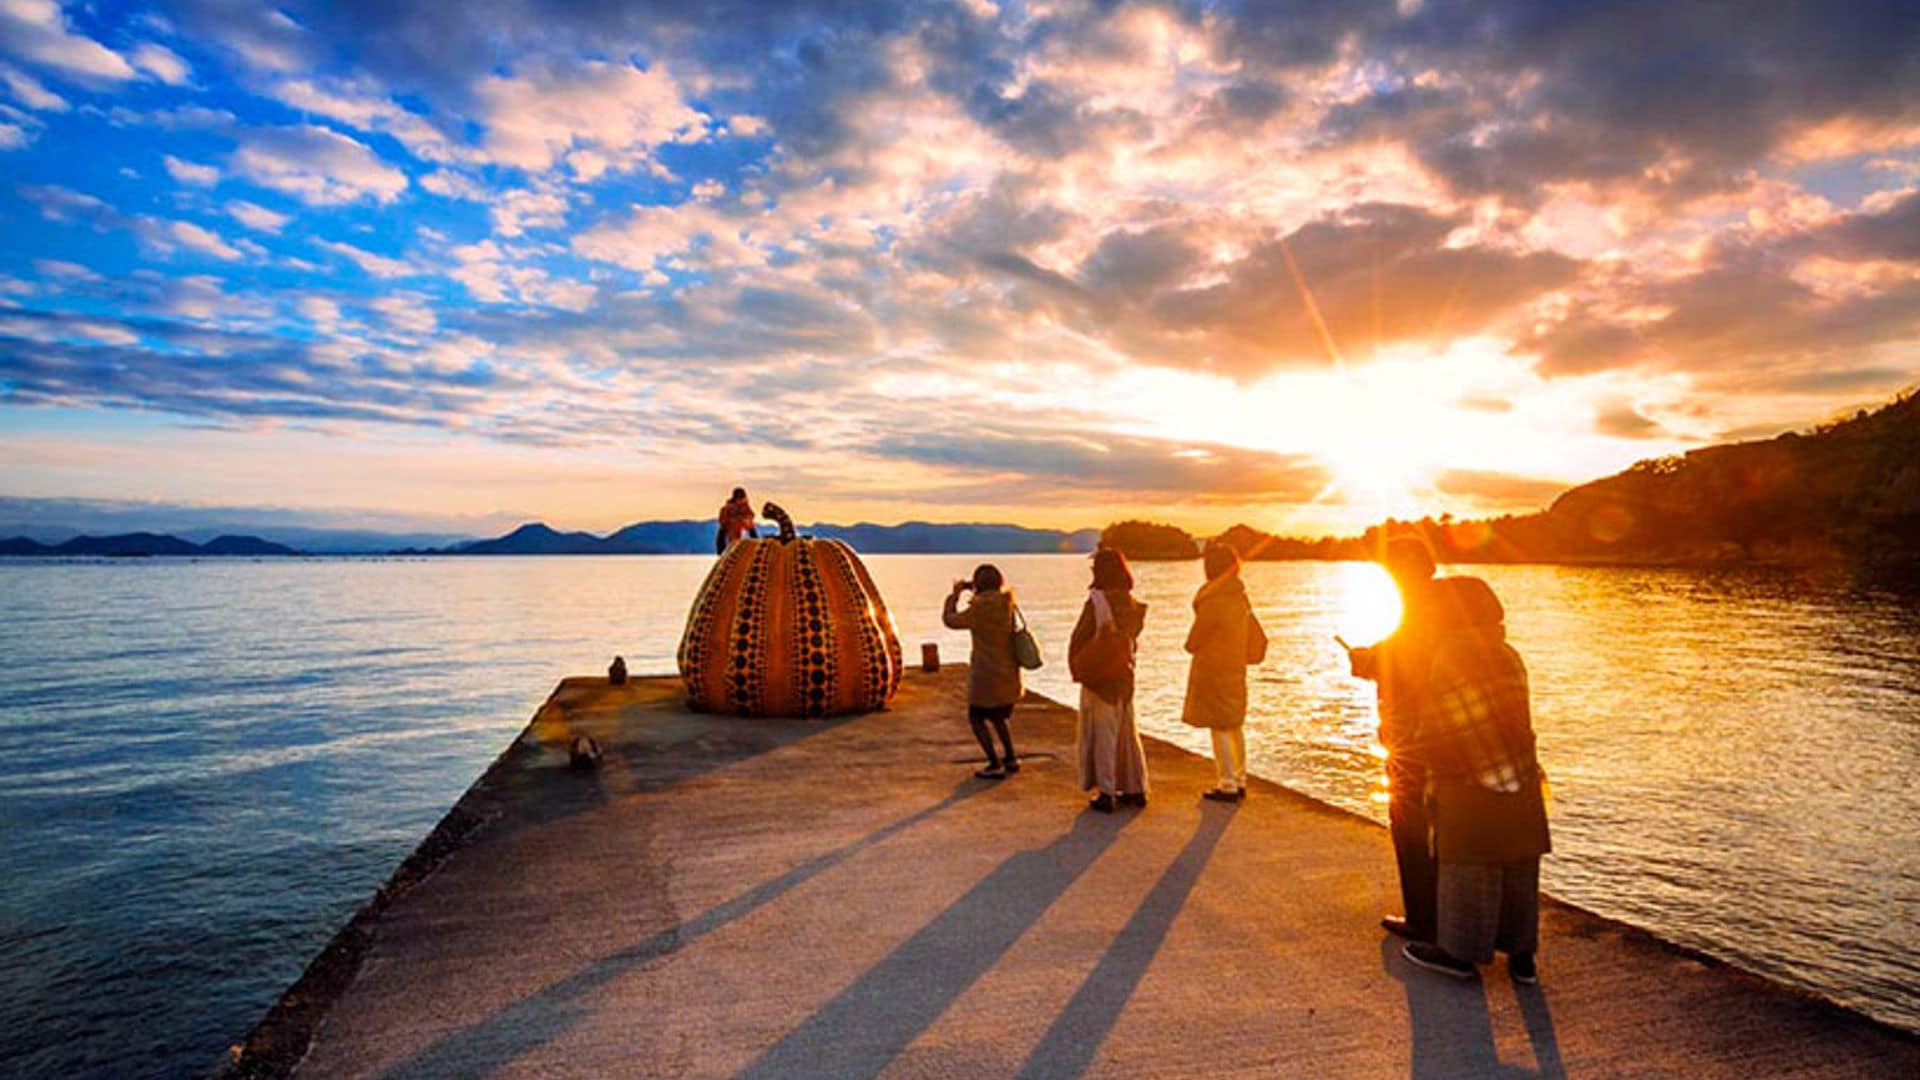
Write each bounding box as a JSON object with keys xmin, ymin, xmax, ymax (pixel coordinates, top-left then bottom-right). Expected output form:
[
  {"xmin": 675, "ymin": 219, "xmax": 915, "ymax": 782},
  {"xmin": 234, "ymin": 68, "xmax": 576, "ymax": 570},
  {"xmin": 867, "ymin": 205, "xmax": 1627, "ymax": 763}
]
[{"xmin": 230, "ymin": 667, "xmax": 1918, "ymax": 1077}]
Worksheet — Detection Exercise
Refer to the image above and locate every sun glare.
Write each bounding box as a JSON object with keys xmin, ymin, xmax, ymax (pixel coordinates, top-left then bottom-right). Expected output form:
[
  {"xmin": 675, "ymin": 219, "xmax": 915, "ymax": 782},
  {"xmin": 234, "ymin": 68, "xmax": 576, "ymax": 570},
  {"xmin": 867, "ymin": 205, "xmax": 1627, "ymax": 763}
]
[{"xmin": 1336, "ymin": 561, "xmax": 1403, "ymax": 645}]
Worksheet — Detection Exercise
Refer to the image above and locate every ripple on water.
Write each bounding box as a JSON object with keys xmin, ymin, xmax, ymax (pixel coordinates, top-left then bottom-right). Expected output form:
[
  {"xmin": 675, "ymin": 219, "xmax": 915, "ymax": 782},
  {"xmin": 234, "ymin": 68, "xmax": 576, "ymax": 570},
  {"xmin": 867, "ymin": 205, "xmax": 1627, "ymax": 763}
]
[{"xmin": 1, "ymin": 556, "xmax": 1917, "ymax": 1077}]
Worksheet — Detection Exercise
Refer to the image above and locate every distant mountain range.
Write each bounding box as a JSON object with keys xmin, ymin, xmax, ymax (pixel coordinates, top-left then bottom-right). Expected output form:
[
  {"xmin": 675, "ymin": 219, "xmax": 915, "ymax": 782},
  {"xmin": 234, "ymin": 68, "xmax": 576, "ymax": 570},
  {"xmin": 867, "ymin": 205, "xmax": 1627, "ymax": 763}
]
[
  {"xmin": 0, "ymin": 533, "xmax": 299, "ymax": 557},
  {"xmin": 441, "ymin": 520, "xmax": 1102, "ymax": 556},
  {"xmin": 0, "ymin": 521, "xmax": 1103, "ymax": 557}
]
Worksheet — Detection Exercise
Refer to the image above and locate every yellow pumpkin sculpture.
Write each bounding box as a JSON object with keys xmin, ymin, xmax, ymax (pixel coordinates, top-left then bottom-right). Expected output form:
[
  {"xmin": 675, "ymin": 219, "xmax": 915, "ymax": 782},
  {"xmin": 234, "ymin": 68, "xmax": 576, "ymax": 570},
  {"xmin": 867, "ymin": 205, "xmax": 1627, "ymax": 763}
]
[{"xmin": 678, "ymin": 503, "xmax": 903, "ymax": 717}]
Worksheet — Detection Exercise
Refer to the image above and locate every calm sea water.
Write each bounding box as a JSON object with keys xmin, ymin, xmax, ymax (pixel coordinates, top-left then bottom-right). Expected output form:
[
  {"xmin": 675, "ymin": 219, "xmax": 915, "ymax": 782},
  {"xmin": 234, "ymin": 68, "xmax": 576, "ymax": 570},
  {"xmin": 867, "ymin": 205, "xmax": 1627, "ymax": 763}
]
[{"xmin": 1, "ymin": 555, "xmax": 1916, "ymax": 1076}]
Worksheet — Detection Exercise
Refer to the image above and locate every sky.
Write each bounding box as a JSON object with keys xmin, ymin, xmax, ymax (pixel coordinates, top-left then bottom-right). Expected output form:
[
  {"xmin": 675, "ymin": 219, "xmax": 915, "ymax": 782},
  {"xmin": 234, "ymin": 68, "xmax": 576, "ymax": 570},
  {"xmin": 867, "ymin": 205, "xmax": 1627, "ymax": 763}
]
[{"xmin": 0, "ymin": 0, "xmax": 1916, "ymax": 537}]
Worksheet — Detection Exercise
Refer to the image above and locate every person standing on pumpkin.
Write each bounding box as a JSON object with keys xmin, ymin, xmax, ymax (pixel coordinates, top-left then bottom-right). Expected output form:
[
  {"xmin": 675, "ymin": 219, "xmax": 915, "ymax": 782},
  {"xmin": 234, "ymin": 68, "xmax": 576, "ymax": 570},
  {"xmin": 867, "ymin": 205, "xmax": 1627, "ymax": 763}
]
[
  {"xmin": 1181, "ymin": 542, "xmax": 1267, "ymax": 803},
  {"xmin": 1068, "ymin": 547, "xmax": 1150, "ymax": 812},
  {"xmin": 943, "ymin": 564, "xmax": 1022, "ymax": 779},
  {"xmin": 715, "ymin": 487, "xmax": 759, "ymax": 554}
]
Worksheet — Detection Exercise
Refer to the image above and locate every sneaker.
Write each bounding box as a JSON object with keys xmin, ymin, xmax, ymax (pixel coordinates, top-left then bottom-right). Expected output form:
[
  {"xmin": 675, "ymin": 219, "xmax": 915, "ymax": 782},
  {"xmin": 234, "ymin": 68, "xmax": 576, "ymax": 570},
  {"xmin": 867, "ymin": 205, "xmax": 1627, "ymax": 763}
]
[
  {"xmin": 975, "ymin": 764, "xmax": 1006, "ymax": 780},
  {"xmin": 1380, "ymin": 916, "xmax": 1419, "ymax": 940},
  {"xmin": 1508, "ymin": 953, "xmax": 1538, "ymax": 985},
  {"xmin": 1117, "ymin": 792, "xmax": 1147, "ymax": 808},
  {"xmin": 1089, "ymin": 793, "xmax": 1116, "ymax": 813},
  {"xmin": 1402, "ymin": 941, "xmax": 1477, "ymax": 979},
  {"xmin": 1002, "ymin": 756, "xmax": 1021, "ymax": 774},
  {"xmin": 1202, "ymin": 788, "xmax": 1244, "ymax": 804}
]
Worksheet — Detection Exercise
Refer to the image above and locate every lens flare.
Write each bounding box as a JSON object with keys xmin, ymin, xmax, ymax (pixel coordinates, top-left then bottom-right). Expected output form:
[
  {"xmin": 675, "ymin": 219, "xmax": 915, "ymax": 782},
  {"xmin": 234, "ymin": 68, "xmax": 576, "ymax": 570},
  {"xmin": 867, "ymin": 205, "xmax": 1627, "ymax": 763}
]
[{"xmin": 1336, "ymin": 561, "xmax": 1403, "ymax": 646}]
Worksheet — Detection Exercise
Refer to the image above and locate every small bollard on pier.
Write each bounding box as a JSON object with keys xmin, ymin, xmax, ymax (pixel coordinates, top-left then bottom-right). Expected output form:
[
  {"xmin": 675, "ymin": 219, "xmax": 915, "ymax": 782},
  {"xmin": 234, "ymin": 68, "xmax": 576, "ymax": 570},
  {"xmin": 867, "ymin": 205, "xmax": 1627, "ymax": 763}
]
[{"xmin": 921, "ymin": 642, "xmax": 940, "ymax": 673}]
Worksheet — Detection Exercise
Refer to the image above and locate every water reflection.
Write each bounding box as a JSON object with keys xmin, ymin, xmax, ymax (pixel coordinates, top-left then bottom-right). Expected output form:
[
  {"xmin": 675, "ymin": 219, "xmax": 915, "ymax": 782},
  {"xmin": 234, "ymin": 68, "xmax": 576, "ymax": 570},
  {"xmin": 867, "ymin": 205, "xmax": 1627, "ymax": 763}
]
[{"xmin": 0, "ymin": 554, "xmax": 1916, "ymax": 1077}]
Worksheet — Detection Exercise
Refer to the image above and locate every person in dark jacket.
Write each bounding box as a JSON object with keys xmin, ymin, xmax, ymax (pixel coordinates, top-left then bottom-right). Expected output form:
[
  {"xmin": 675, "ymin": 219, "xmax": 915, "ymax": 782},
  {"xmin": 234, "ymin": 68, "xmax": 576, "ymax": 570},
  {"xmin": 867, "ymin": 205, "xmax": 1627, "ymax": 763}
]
[
  {"xmin": 1346, "ymin": 536, "xmax": 1448, "ymax": 941},
  {"xmin": 1068, "ymin": 547, "xmax": 1150, "ymax": 812},
  {"xmin": 1395, "ymin": 577, "xmax": 1551, "ymax": 984},
  {"xmin": 943, "ymin": 564, "xmax": 1022, "ymax": 779}
]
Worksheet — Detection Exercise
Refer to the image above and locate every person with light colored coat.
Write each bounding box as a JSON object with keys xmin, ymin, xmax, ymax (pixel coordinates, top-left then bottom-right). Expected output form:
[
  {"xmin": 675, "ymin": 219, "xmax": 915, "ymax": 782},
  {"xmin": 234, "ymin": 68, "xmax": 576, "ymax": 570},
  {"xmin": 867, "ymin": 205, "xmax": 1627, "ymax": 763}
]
[{"xmin": 1181, "ymin": 542, "xmax": 1267, "ymax": 802}]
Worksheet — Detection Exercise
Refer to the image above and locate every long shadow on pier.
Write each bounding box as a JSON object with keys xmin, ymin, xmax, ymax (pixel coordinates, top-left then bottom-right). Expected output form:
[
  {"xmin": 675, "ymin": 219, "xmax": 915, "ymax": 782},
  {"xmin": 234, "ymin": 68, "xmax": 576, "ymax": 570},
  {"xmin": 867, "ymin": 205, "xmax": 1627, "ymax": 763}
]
[
  {"xmin": 1383, "ymin": 937, "xmax": 1564, "ymax": 1079},
  {"xmin": 1013, "ymin": 803, "xmax": 1234, "ymax": 1079},
  {"xmin": 373, "ymin": 779, "xmax": 987, "ymax": 1080},
  {"xmin": 732, "ymin": 809, "xmax": 1138, "ymax": 1080}
]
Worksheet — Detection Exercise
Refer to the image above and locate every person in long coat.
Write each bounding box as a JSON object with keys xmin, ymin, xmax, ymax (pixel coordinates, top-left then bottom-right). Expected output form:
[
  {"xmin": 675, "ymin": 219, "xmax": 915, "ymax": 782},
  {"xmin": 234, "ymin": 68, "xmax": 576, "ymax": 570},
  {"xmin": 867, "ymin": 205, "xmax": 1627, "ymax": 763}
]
[
  {"xmin": 943, "ymin": 563, "xmax": 1022, "ymax": 779},
  {"xmin": 1396, "ymin": 576, "xmax": 1551, "ymax": 985},
  {"xmin": 1068, "ymin": 547, "xmax": 1150, "ymax": 812},
  {"xmin": 1181, "ymin": 543, "xmax": 1266, "ymax": 803}
]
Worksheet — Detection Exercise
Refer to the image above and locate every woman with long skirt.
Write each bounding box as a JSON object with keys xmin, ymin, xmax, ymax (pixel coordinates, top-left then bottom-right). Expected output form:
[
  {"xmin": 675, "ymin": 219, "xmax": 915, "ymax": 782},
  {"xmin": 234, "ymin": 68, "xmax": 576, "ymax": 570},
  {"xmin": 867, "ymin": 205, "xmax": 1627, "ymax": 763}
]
[{"xmin": 1068, "ymin": 548, "xmax": 1150, "ymax": 812}]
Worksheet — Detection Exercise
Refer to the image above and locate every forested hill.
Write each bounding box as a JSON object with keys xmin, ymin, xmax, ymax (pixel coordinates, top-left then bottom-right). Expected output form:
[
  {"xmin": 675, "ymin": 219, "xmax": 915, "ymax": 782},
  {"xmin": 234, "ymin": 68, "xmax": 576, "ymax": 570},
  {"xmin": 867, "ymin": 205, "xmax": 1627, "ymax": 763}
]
[
  {"xmin": 1534, "ymin": 390, "xmax": 1919, "ymax": 563},
  {"xmin": 1103, "ymin": 390, "xmax": 1920, "ymax": 566}
]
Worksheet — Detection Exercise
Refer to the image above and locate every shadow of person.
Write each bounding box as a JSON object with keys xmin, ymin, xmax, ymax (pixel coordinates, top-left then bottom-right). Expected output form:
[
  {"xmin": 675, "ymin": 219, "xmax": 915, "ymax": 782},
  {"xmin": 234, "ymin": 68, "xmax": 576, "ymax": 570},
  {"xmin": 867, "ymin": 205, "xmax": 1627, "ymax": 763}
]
[
  {"xmin": 1381, "ymin": 937, "xmax": 1514, "ymax": 1079},
  {"xmin": 732, "ymin": 808, "xmax": 1139, "ymax": 1080},
  {"xmin": 1513, "ymin": 980, "xmax": 1566, "ymax": 1080},
  {"xmin": 373, "ymin": 780, "xmax": 988, "ymax": 1080},
  {"xmin": 1013, "ymin": 802, "xmax": 1235, "ymax": 1080}
]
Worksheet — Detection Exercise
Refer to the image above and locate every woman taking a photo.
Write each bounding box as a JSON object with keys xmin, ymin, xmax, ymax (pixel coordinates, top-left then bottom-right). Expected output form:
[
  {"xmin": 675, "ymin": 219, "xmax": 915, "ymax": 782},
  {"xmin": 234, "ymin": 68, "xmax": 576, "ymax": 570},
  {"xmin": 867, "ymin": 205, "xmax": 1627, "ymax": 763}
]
[
  {"xmin": 1182, "ymin": 542, "xmax": 1266, "ymax": 803},
  {"xmin": 1068, "ymin": 547, "xmax": 1150, "ymax": 812},
  {"xmin": 943, "ymin": 564, "xmax": 1022, "ymax": 779}
]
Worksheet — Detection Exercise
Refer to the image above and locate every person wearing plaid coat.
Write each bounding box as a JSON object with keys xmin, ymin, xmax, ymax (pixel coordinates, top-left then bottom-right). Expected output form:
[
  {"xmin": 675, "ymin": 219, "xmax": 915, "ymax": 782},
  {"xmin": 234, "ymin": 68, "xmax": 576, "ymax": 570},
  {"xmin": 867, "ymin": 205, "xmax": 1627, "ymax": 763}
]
[{"xmin": 1399, "ymin": 576, "xmax": 1551, "ymax": 981}]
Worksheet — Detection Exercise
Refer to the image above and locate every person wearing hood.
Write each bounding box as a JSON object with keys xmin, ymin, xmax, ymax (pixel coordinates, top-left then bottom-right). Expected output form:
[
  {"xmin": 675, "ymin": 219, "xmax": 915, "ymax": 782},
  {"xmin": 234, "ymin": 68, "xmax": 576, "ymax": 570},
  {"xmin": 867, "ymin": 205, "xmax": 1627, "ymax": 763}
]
[
  {"xmin": 943, "ymin": 564, "xmax": 1023, "ymax": 779},
  {"xmin": 1396, "ymin": 576, "xmax": 1552, "ymax": 985},
  {"xmin": 1068, "ymin": 547, "xmax": 1150, "ymax": 812},
  {"xmin": 1181, "ymin": 542, "xmax": 1268, "ymax": 803},
  {"xmin": 715, "ymin": 488, "xmax": 759, "ymax": 554}
]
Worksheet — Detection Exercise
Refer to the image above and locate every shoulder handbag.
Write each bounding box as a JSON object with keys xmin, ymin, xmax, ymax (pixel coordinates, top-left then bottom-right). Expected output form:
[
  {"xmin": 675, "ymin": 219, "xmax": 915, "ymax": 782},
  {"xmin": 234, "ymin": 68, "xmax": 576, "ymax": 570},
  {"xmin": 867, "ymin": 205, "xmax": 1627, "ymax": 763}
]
[
  {"xmin": 1070, "ymin": 600, "xmax": 1132, "ymax": 686},
  {"xmin": 1244, "ymin": 609, "xmax": 1268, "ymax": 665},
  {"xmin": 1011, "ymin": 605, "xmax": 1045, "ymax": 670}
]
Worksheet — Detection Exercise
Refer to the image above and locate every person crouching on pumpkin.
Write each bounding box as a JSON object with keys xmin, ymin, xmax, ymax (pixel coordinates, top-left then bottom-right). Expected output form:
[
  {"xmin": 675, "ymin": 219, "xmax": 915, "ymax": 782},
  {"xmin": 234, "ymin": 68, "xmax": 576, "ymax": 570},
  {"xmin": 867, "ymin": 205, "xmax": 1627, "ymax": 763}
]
[
  {"xmin": 943, "ymin": 564, "xmax": 1022, "ymax": 779},
  {"xmin": 716, "ymin": 487, "xmax": 759, "ymax": 554},
  {"xmin": 1181, "ymin": 542, "xmax": 1268, "ymax": 803},
  {"xmin": 1068, "ymin": 547, "xmax": 1150, "ymax": 812}
]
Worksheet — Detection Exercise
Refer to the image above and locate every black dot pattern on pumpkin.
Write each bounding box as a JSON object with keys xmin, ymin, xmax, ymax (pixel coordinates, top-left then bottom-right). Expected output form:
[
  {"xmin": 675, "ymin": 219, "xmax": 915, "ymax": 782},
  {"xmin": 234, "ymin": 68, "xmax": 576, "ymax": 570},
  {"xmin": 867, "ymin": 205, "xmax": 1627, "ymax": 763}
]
[
  {"xmin": 726, "ymin": 541, "xmax": 774, "ymax": 715},
  {"xmin": 788, "ymin": 540, "xmax": 838, "ymax": 718},
  {"xmin": 823, "ymin": 540, "xmax": 894, "ymax": 710},
  {"xmin": 678, "ymin": 540, "xmax": 747, "ymax": 703}
]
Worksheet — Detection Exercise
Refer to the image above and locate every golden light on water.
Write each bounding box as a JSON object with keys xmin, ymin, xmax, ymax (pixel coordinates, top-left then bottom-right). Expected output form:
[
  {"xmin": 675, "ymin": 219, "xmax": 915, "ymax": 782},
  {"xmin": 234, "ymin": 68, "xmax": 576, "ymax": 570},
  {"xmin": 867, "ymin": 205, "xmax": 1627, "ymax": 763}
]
[{"xmin": 1336, "ymin": 561, "xmax": 1404, "ymax": 646}]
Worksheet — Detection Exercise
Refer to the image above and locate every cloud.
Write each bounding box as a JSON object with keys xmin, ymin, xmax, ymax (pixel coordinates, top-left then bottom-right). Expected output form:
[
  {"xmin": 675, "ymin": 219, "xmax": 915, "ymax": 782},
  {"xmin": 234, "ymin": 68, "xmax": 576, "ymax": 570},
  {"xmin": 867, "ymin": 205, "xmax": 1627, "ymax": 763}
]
[
  {"xmin": 263, "ymin": 75, "xmax": 464, "ymax": 163},
  {"xmin": 4, "ymin": 0, "xmax": 1919, "ymax": 529},
  {"xmin": 869, "ymin": 422, "xmax": 1331, "ymax": 502},
  {"xmin": 474, "ymin": 60, "xmax": 709, "ymax": 178},
  {"xmin": 314, "ymin": 238, "xmax": 414, "ymax": 278},
  {"xmin": 163, "ymin": 155, "xmax": 220, "ymax": 186},
  {"xmin": 167, "ymin": 220, "xmax": 243, "ymax": 261},
  {"xmin": 129, "ymin": 42, "xmax": 190, "ymax": 85},
  {"xmin": 0, "ymin": 0, "xmax": 137, "ymax": 82},
  {"xmin": 0, "ymin": 60, "xmax": 67, "ymax": 109},
  {"xmin": 225, "ymin": 199, "xmax": 289, "ymax": 233},
  {"xmin": 229, "ymin": 124, "xmax": 409, "ymax": 205}
]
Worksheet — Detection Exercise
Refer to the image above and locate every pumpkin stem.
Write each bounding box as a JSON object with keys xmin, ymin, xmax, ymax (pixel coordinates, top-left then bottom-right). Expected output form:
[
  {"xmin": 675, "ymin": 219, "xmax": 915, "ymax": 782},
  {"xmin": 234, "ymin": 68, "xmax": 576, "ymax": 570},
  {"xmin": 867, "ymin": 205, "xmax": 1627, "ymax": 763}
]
[{"xmin": 763, "ymin": 502, "xmax": 797, "ymax": 542}]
